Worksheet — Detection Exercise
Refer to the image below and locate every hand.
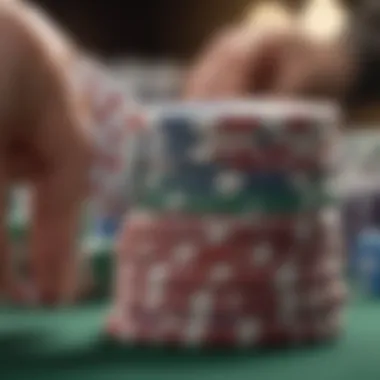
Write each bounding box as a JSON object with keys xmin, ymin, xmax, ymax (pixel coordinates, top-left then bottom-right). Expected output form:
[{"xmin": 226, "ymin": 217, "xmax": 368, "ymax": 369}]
[
  {"xmin": 0, "ymin": 0, "xmax": 93, "ymax": 306},
  {"xmin": 184, "ymin": 25, "xmax": 355, "ymax": 100}
]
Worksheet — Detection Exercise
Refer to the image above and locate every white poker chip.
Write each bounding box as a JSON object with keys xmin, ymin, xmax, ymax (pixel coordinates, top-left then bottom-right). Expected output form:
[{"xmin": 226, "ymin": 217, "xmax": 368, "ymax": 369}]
[
  {"xmin": 190, "ymin": 291, "xmax": 214, "ymax": 314},
  {"xmin": 82, "ymin": 235, "xmax": 107, "ymax": 257},
  {"xmin": 172, "ymin": 243, "xmax": 197, "ymax": 265},
  {"xmin": 148, "ymin": 264, "xmax": 169, "ymax": 283},
  {"xmin": 275, "ymin": 263, "xmax": 298, "ymax": 286},
  {"xmin": 165, "ymin": 192, "xmax": 187, "ymax": 211},
  {"xmin": 145, "ymin": 285, "xmax": 165, "ymax": 309},
  {"xmin": 319, "ymin": 207, "xmax": 340, "ymax": 229},
  {"xmin": 251, "ymin": 243, "xmax": 273, "ymax": 266},
  {"xmin": 214, "ymin": 171, "xmax": 245, "ymax": 197},
  {"xmin": 204, "ymin": 220, "xmax": 231, "ymax": 244},
  {"xmin": 183, "ymin": 319, "xmax": 208, "ymax": 346},
  {"xmin": 193, "ymin": 115, "xmax": 215, "ymax": 135},
  {"xmin": 188, "ymin": 143, "xmax": 214, "ymax": 163},
  {"xmin": 319, "ymin": 257, "xmax": 342, "ymax": 275}
]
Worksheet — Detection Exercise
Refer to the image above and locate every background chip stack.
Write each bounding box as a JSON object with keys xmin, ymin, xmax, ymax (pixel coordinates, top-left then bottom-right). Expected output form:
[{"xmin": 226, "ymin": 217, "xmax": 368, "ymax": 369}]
[
  {"xmin": 108, "ymin": 100, "xmax": 347, "ymax": 347},
  {"xmin": 338, "ymin": 131, "xmax": 380, "ymax": 277}
]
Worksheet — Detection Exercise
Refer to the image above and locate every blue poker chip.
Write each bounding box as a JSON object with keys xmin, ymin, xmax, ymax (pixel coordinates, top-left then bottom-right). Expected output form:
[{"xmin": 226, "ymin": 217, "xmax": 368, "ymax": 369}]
[
  {"xmin": 341, "ymin": 193, "xmax": 380, "ymax": 275},
  {"xmin": 158, "ymin": 116, "xmax": 199, "ymax": 163},
  {"xmin": 94, "ymin": 217, "xmax": 121, "ymax": 238},
  {"xmin": 356, "ymin": 229, "xmax": 380, "ymax": 296}
]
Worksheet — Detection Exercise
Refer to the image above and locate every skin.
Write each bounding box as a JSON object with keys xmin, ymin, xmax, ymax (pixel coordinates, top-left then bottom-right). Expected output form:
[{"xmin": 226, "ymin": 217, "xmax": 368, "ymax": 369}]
[
  {"xmin": 184, "ymin": 25, "xmax": 356, "ymax": 100},
  {"xmin": 0, "ymin": 0, "xmax": 93, "ymax": 305}
]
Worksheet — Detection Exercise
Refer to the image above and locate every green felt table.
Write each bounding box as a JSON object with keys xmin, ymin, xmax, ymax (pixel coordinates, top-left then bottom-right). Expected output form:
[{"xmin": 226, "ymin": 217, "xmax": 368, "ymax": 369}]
[{"xmin": 0, "ymin": 288, "xmax": 379, "ymax": 380}]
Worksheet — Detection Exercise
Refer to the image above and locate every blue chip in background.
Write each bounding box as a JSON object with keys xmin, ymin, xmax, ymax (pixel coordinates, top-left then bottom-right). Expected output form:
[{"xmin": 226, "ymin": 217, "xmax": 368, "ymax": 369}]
[
  {"xmin": 357, "ymin": 229, "xmax": 380, "ymax": 296},
  {"xmin": 342, "ymin": 193, "xmax": 380, "ymax": 275}
]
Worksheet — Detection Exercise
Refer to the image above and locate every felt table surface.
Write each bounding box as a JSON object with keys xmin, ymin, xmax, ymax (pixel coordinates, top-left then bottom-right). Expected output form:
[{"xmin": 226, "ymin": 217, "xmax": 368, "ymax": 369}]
[{"xmin": 0, "ymin": 287, "xmax": 379, "ymax": 380}]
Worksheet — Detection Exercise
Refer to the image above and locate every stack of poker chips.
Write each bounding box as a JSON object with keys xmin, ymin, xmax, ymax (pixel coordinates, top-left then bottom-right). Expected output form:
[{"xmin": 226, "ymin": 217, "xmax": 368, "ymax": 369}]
[
  {"xmin": 342, "ymin": 192, "xmax": 380, "ymax": 275},
  {"xmin": 338, "ymin": 132, "xmax": 380, "ymax": 275},
  {"xmin": 108, "ymin": 100, "xmax": 347, "ymax": 347},
  {"xmin": 356, "ymin": 229, "xmax": 380, "ymax": 296}
]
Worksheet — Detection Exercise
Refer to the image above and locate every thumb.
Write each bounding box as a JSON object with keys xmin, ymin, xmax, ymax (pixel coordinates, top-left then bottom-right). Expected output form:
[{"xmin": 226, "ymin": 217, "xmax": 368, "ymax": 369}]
[{"xmin": 274, "ymin": 55, "xmax": 316, "ymax": 96}]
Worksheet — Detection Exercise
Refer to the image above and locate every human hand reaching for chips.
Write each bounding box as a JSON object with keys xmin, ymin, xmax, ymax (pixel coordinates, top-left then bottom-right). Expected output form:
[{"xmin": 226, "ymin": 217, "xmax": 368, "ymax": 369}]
[{"xmin": 184, "ymin": 25, "xmax": 355, "ymax": 100}]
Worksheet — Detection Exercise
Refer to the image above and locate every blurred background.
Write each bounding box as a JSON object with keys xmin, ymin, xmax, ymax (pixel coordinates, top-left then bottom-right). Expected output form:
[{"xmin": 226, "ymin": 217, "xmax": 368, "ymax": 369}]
[
  {"xmin": 29, "ymin": 0, "xmax": 303, "ymax": 59},
  {"xmin": 28, "ymin": 0, "xmax": 374, "ymax": 119},
  {"xmin": 20, "ymin": 0, "xmax": 356, "ymax": 109}
]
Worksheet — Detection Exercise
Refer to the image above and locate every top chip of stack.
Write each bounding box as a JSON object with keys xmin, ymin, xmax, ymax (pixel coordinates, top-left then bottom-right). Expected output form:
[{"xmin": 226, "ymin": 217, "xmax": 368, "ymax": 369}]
[{"xmin": 133, "ymin": 100, "xmax": 340, "ymax": 214}]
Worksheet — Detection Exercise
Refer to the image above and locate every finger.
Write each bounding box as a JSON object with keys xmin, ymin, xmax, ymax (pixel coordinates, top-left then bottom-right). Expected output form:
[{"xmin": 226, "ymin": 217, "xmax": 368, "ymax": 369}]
[
  {"xmin": 184, "ymin": 26, "xmax": 261, "ymax": 98},
  {"xmin": 184, "ymin": 27, "xmax": 241, "ymax": 98},
  {"xmin": 275, "ymin": 57, "xmax": 315, "ymax": 95},
  {"xmin": 274, "ymin": 38, "xmax": 349, "ymax": 98}
]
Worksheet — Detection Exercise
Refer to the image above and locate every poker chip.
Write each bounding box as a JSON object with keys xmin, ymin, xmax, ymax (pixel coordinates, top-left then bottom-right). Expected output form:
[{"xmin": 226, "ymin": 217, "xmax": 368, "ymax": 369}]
[
  {"xmin": 137, "ymin": 185, "xmax": 337, "ymax": 214},
  {"xmin": 144, "ymin": 101, "xmax": 338, "ymax": 166},
  {"xmin": 117, "ymin": 211, "xmax": 343, "ymax": 264},
  {"xmin": 107, "ymin": 306, "xmax": 344, "ymax": 347},
  {"xmin": 130, "ymin": 100, "xmax": 340, "ymax": 214},
  {"xmin": 356, "ymin": 229, "xmax": 380, "ymax": 296},
  {"xmin": 341, "ymin": 191, "xmax": 380, "ymax": 274},
  {"xmin": 109, "ymin": 100, "xmax": 345, "ymax": 348},
  {"xmin": 121, "ymin": 278, "xmax": 347, "ymax": 317}
]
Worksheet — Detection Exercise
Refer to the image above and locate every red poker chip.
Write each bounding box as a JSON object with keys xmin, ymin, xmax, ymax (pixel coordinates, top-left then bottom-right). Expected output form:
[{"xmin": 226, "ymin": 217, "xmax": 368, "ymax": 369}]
[
  {"xmin": 116, "ymin": 255, "xmax": 343, "ymax": 286},
  {"xmin": 118, "ymin": 243, "xmax": 342, "ymax": 274},
  {"xmin": 216, "ymin": 116, "xmax": 260, "ymax": 133},
  {"xmin": 286, "ymin": 118, "xmax": 309, "ymax": 133},
  {"xmin": 118, "ymin": 215, "xmax": 343, "ymax": 270},
  {"xmin": 212, "ymin": 150, "xmax": 326, "ymax": 171},
  {"xmin": 206, "ymin": 114, "xmax": 328, "ymax": 171},
  {"xmin": 124, "ymin": 291, "xmax": 346, "ymax": 324},
  {"xmin": 107, "ymin": 305, "xmax": 344, "ymax": 347},
  {"xmin": 119, "ymin": 226, "xmax": 331, "ymax": 254},
  {"xmin": 119, "ymin": 211, "xmax": 341, "ymax": 250},
  {"xmin": 122, "ymin": 272, "xmax": 345, "ymax": 294},
  {"xmin": 122, "ymin": 211, "xmax": 336, "ymax": 234},
  {"xmin": 124, "ymin": 301, "xmax": 343, "ymax": 330},
  {"xmin": 116, "ymin": 276, "xmax": 347, "ymax": 320}
]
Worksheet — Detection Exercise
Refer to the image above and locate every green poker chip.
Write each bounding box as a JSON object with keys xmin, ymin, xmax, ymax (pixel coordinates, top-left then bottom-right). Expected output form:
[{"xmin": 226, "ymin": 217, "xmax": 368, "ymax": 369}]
[{"xmin": 137, "ymin": 188, "xmax": 339, "ymax": 214}]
